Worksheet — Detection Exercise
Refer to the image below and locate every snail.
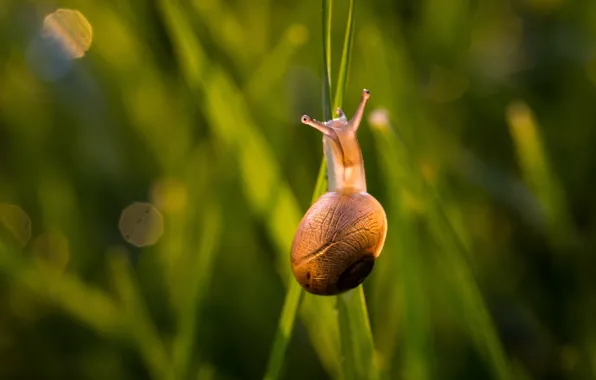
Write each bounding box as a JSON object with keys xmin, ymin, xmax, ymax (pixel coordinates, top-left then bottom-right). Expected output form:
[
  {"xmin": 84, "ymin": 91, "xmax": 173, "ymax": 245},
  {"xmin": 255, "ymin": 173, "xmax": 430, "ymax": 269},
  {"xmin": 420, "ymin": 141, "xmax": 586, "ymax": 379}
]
[{"xmin": 291, "ymin": 89, "xmax": 387, "ymax": 296}]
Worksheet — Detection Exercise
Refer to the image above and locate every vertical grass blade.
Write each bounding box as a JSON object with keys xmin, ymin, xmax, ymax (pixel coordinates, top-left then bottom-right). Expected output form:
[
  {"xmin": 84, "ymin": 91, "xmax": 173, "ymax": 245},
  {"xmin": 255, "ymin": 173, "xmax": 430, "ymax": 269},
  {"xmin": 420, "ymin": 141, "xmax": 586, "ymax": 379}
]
[
  {"xmin": 263, "ymin": 281, "xmax": 304, "ymax": 380},
  {"xmin": 322, "ymin": 0, "xmax": 333, "ymax": 119},
  {"xmin": 505, "ymin": 100, "xmax": 578, "ymax": 248},
  {"xmin": 337, "ymin": 290, "xmax": 378, "ymax": 380},
  {"xmin": 169, "ymin": 202, "xmax": 222, "ymax": 380},
  {"xmin": 107, "ymin": 251, "xmax": 170, "ymax": 380},
  {"xmin": 332, "ymin": 0, "xmax": 355, "ymax": 111}
]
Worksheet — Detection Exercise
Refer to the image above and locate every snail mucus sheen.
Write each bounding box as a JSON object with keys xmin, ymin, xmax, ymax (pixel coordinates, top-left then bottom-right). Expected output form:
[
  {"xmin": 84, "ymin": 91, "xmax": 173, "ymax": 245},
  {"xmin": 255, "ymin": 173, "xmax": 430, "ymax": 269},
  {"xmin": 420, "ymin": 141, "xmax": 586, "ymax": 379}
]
[{"xmin": 290, "ymin": 89, "xmax": 388, "ymax": 296}]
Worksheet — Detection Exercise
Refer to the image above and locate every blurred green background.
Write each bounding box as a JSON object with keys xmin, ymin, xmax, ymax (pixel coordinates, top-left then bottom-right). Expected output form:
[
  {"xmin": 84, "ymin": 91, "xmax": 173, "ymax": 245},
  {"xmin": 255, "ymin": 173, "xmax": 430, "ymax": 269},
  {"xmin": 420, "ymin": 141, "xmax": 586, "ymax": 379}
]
[{"xmin": 1, "ymin": 0, "xmax": 596, "ymax": 379}]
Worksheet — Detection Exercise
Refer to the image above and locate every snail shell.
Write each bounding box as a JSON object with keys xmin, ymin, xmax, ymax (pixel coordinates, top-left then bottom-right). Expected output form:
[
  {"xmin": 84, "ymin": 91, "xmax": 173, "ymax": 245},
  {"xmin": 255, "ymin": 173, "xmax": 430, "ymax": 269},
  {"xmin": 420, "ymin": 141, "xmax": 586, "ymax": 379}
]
[{"xmin": 291, "ymin": 191, "xmax": 386, "ymax": 295}]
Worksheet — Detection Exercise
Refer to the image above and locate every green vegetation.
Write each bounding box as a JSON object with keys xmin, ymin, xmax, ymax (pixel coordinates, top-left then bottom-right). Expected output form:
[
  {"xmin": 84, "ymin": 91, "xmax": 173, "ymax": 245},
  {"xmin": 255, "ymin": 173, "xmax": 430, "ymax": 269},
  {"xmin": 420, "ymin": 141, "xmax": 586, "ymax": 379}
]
[{"xmin": 0, "ymin": 0, "xmax": 595, "ymax": 379}]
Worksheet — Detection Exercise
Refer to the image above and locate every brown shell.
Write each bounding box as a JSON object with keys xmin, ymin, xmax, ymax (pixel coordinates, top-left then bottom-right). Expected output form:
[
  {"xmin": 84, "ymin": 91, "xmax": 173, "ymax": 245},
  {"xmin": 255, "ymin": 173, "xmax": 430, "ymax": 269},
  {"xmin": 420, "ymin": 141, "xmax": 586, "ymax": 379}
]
[{"xmin": 290, "ymin": 191, "xmax": 387, "ymax": 295}]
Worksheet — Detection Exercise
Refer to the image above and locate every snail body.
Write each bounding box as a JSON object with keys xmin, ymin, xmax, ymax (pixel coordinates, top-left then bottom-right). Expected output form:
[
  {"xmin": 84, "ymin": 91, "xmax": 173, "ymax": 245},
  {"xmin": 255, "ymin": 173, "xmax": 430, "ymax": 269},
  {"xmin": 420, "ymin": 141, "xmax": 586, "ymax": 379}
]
[{"xmin": 291, "ymin": 89, "xmax": 387, "ymax": 296}]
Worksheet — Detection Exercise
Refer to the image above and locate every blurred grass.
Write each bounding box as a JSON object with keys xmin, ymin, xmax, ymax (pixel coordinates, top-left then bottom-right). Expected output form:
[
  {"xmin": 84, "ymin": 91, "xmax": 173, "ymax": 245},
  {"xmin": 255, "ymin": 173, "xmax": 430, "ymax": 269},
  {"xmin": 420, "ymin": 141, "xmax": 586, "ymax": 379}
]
[
  {"xmin": 263, "ymin": 60, "xmax": 328, "ymax": 380},
  {"xmin": 1, "ymin": 0, "xmax": 596, "ymax": 379},
  {"xmin": 505, "ymin": 100, "xmax": 579, "ymax": 249},
  {"xmin": 158, "ymin": 2, "xmax": 343, "ymax": 378}
]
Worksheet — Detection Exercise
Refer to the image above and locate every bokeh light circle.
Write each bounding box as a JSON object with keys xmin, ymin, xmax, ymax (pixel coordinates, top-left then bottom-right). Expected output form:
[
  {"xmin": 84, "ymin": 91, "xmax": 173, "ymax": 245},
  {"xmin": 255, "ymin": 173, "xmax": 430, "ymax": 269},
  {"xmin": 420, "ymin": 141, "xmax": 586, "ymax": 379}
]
[
  {"xmin": 41, "ymin": 9, "xmax": 93, "ymax": 59},
  {"xmin": 118, "ymin": 202, "xmax": 164, "ymax": 247}
]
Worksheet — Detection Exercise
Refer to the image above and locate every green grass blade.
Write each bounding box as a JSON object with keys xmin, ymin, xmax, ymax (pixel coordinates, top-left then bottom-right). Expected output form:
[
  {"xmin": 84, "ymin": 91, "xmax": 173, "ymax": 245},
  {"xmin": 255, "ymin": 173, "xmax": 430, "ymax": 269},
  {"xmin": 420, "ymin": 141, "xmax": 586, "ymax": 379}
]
[
  {"xmin": 107, "ymin": 251, "xmax": 170, "ymax": 380},
  {"xmin": 263, "ymin": 281, "xmax": 304, "ymax": 380},
  {"xmin": 0, "ymin": 240, "xmax": 123, "ymax": 336},
  {"xmin": 324, "ymin": 0, "xmax": 332, "ymax": 79},
  {"xmin": 169, "ymin": 202, "xmax": 222, "ymax": 380},
  {"xmin": 337, "ymin": 290, "xmax": 378, "ymax": 380},
  {"xmin": 245, "ymin": 24, "xmax": 309, "ymax": 105},
  {"xmin": 332, "ymin": 0, "xmax": 355, "ymax": 112},
  {"xmin": 322, "ymin": 0, "xmax": 333, "ymax": 120},
  {"xmin": 505, "ymin": 100, "xmax": 578, "ymax": 248}
]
